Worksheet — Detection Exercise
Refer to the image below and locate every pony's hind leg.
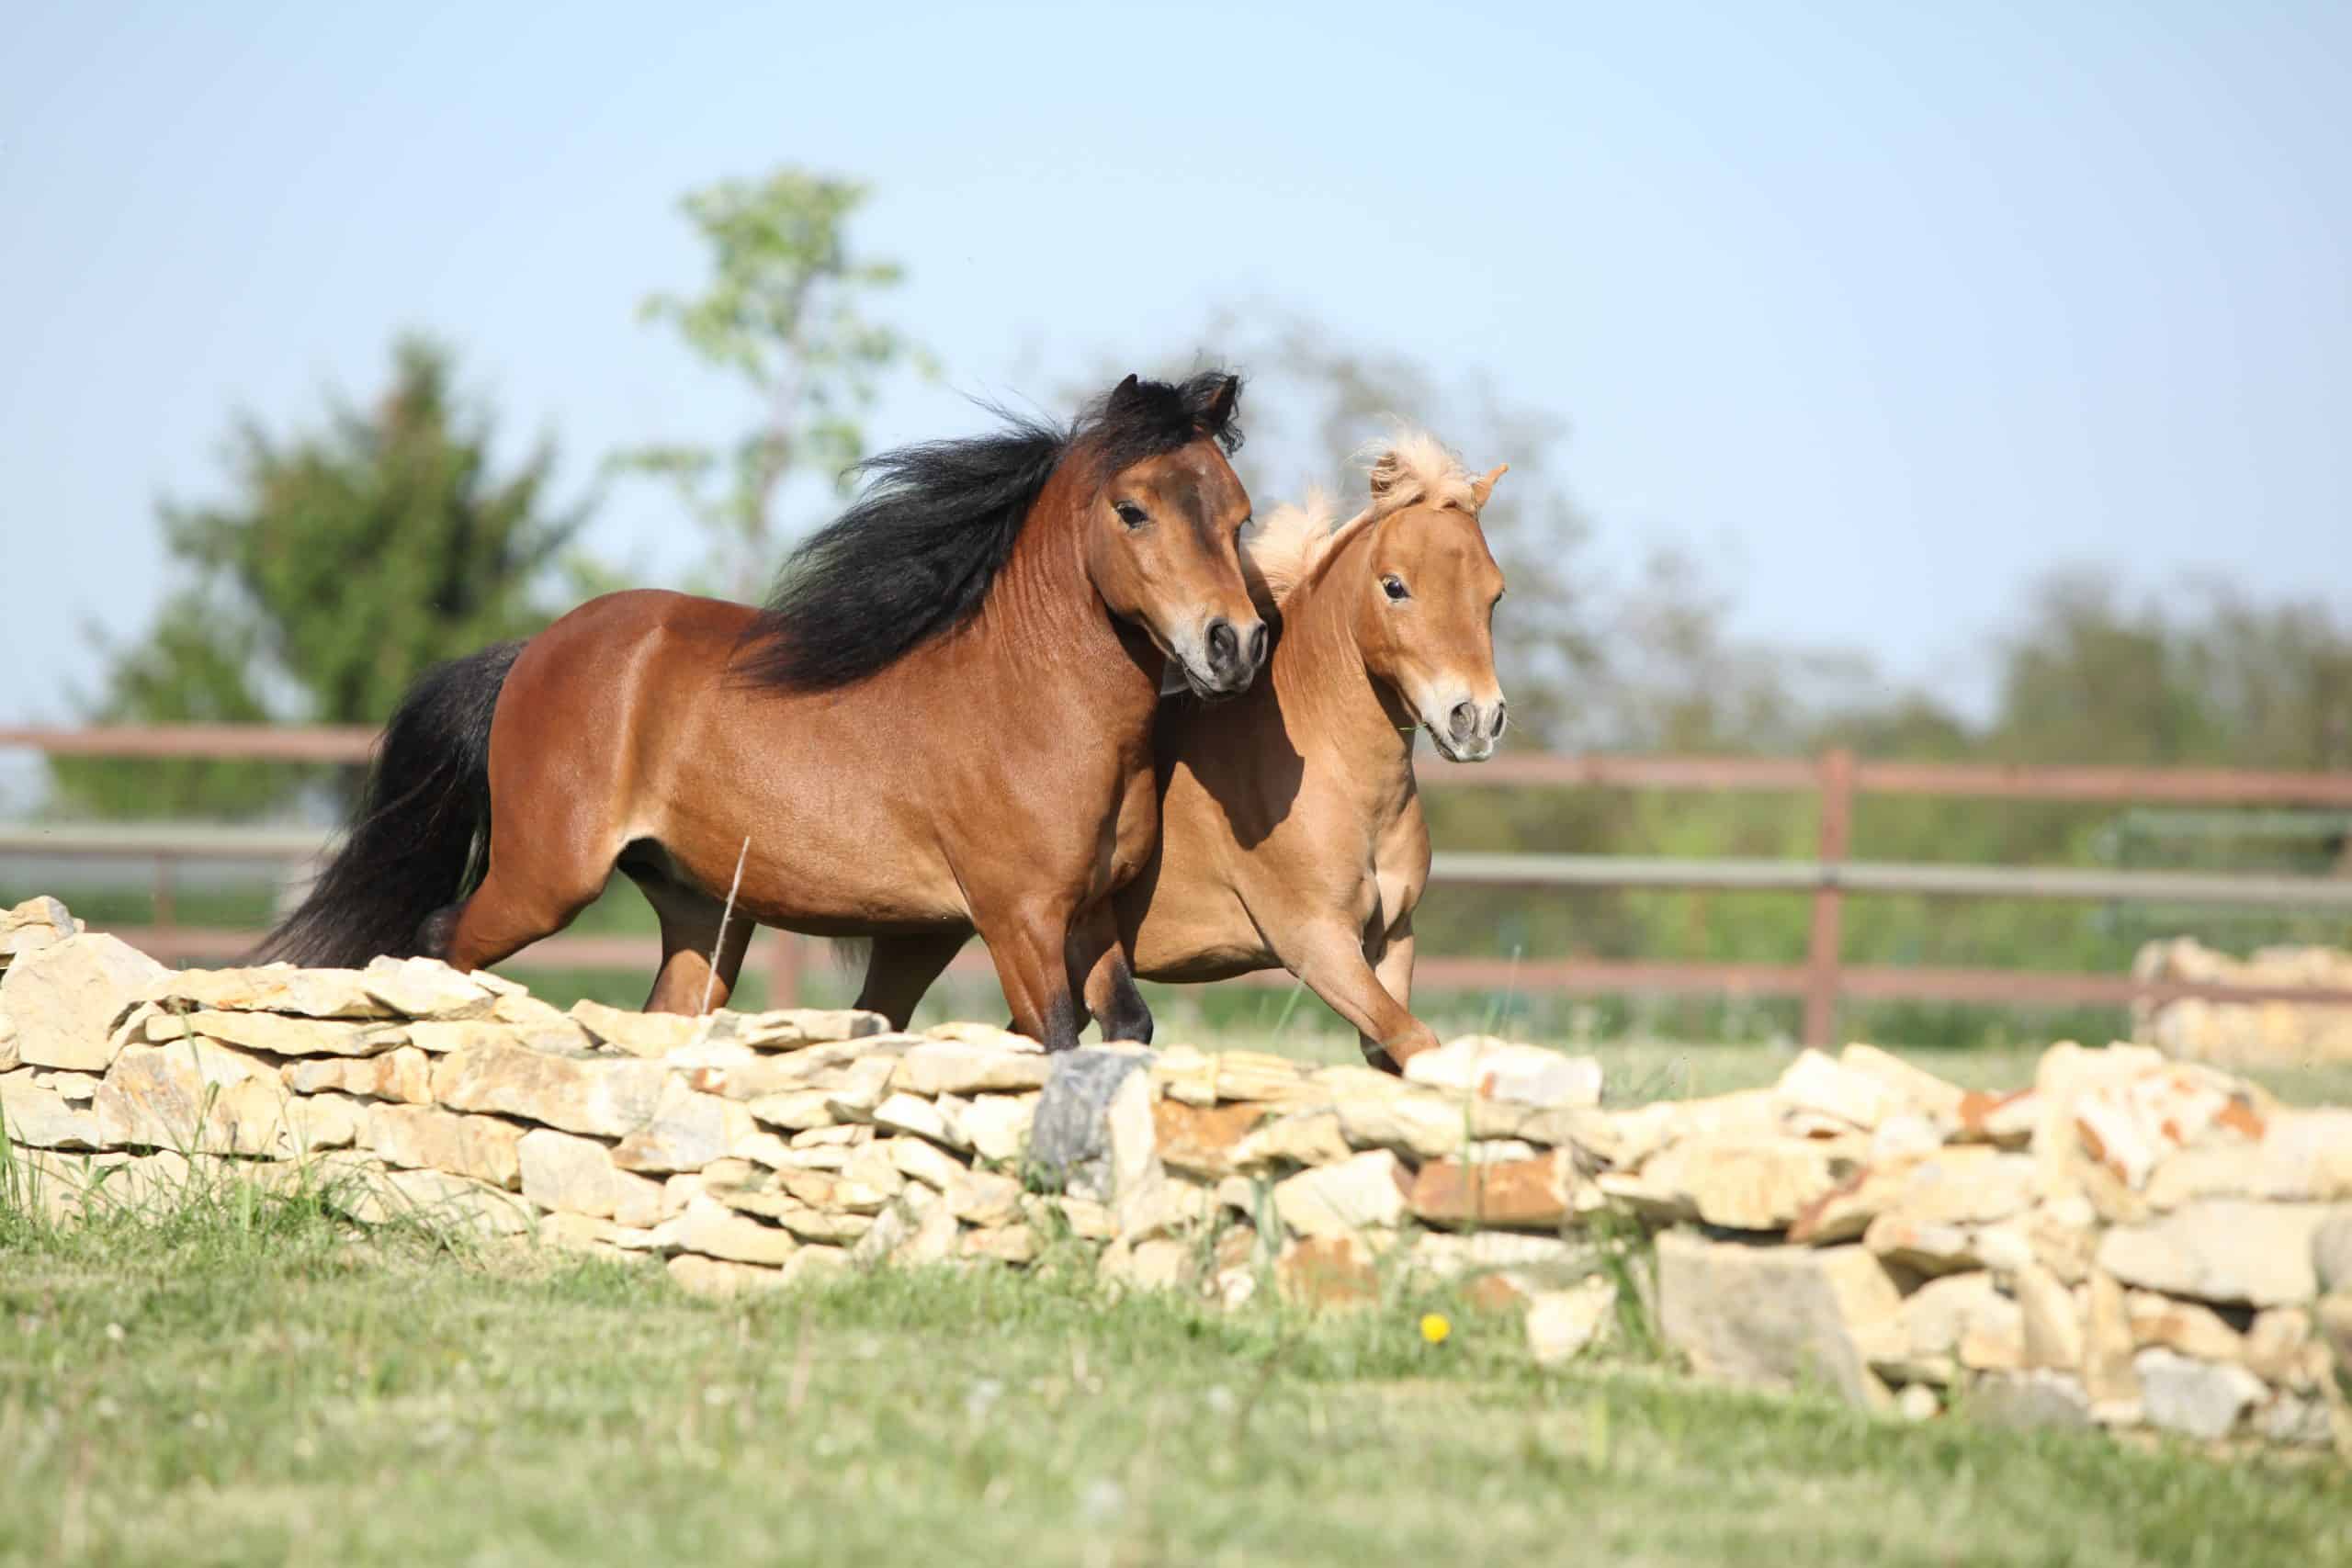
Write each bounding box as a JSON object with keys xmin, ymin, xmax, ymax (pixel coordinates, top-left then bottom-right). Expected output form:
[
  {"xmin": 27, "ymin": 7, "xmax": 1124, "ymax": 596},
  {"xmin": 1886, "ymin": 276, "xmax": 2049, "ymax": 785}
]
[
  {"xmin": 853, "ymin": 931, "xmax": 970, "ymax": 1030},
  {"xmin": 436, "ymin": 851, "xmax": 608, "ymax": 978}
]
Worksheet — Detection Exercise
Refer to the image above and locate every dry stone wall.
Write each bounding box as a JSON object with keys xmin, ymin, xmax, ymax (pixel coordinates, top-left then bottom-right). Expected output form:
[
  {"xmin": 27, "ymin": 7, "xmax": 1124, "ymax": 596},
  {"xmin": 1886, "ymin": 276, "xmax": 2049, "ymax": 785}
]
[
  {"xmin": 2133, "ymin": 937, "xmax": 2352, "ymax": 1067},
  {"xmin": 5, "ymin": 896, "xmax": 2348, "ymax": 1454}
]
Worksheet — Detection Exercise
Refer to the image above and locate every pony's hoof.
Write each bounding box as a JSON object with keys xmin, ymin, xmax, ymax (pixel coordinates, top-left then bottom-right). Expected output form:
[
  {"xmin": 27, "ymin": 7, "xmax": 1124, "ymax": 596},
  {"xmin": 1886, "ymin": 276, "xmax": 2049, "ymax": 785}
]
[{"xmin": 1361, "ymin": 1043, "xmax": 1404, "ymax": 1076}]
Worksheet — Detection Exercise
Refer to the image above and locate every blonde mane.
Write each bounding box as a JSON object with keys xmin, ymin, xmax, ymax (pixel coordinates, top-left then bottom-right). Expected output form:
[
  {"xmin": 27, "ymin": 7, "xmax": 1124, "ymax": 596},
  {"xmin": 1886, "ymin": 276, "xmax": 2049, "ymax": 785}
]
[{"xmin": 1238, "ymin": 428, "xmax": 1483, "ymax": 611}]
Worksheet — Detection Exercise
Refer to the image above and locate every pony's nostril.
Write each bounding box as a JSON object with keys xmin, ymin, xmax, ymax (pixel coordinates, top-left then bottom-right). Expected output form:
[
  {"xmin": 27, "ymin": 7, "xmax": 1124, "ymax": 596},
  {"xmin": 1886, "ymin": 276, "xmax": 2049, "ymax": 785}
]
[
  {"xmin": 1488, "ymin": 702, "xmax": 1508, "ymax": 739},
  {"xmin": 1205, "ymin": 618, "xmax": 1238, "ymax": 671},
  {"xmin": 1245, "ymin": 622, "xmax": 1269, "ymax": 670},
  {"xmin": 1448, "ymin": 701, "xmax": 1477, "ymax": 741}
]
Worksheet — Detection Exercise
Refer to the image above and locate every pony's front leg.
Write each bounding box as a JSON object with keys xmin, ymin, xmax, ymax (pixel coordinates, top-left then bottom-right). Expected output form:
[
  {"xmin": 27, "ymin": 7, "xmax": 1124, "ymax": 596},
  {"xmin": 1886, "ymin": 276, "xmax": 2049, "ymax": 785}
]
[
  {"xmin": 974, "ymin": 895, "xmax": 1086, "ymax": 1052},
  {"xmin": 1073, "ymin": 904, "xmax": 1153, "ymax": 1043},
  {"xmin": 1277, "ymin": 922, "xmax": 1440, "ymax": 1073},
  {"xmin": 1362, "ymin": 913, "xmax": 1419, "ymax": 1071}
]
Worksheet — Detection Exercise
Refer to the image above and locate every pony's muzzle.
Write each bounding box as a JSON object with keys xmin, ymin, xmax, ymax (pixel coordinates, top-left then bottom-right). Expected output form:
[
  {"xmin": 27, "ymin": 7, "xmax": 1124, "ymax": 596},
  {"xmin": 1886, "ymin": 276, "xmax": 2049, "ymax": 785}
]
[
  {"xmin": 1435, "ymin": 695, "xmax": 1507, "ymax": 761},
  {"xmin": 1195, "ymin": 615, "xmax": 1269, "ymax": 695}
]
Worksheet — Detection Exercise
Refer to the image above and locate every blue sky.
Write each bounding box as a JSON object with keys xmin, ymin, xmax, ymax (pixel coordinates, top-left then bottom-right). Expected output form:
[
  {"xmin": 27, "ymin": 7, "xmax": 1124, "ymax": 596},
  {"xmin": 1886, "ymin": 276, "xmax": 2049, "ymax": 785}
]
[{"xmin": 4, "ymin": 0, "xmax": 2347, "ymax": 740}]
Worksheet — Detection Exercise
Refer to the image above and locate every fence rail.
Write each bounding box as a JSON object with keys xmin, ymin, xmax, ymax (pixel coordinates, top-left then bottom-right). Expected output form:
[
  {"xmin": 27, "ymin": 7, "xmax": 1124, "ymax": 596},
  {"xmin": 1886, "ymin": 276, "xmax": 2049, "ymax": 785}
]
[{"xmin": 6, "ymin": 725, "xmax": 2351, "ymax": 1042}]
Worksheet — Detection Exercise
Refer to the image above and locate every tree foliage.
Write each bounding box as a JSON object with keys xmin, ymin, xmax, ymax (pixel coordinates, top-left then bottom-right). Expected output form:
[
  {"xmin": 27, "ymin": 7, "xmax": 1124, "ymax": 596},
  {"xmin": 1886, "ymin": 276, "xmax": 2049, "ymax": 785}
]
[
  {"xmin": 614, "ymin": 168, "xmax": 931, "ymax": 600},
  {"xmin": 51, "ymin": 336, "xmax": 588, "ymax": 818}
]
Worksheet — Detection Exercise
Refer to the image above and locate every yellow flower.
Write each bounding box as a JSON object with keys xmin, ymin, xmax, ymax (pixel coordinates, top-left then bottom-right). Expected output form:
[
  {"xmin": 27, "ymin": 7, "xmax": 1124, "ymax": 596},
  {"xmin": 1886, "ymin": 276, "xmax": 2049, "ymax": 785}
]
[{"xmin": 1419, "ymin": 1313, "xmax": 1452, "ymax": 1346}]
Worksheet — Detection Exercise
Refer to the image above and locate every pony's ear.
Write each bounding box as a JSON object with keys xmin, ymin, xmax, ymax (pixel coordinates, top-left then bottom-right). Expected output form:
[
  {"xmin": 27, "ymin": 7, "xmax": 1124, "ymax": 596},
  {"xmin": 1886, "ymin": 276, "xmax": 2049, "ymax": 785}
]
[
  {"xmin": 1107, "ymin": 373, "xmax": 1144, "ymax": 412},
  {"xmin": 1368, "ymin": 450, "xmax": 1406, "ymax": 501},
  {"xmin": 1470, "ymin": 464, "xmax": 1510, "ymax": 510},
  {"xmin": 1200, "ymin": 373, "xmax": 1240, "ymax": 430}
]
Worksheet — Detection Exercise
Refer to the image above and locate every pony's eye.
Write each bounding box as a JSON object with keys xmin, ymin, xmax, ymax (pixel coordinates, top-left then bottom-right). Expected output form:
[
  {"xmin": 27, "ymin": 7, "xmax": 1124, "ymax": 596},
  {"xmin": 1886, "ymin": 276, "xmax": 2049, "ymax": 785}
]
[
  {"xmin": 1114, "ymin": 502, "xmax": 1148, "ymax": 527},
  {"xmin": 1382, "ymin": 575, "xmax": 1410, "ymax": 601}
]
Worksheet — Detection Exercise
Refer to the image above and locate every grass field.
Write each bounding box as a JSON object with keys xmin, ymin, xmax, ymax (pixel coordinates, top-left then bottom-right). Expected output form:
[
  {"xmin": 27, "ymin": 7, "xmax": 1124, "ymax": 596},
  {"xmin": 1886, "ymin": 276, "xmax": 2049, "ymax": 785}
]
[{"xmin": 4, "ymin": 1156, "xmax": 2348, "ymax": 1567}]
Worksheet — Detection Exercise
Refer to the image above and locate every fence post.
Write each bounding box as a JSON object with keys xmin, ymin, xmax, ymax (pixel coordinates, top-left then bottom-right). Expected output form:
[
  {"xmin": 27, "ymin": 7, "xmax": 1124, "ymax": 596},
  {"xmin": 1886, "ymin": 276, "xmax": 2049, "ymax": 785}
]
[{"xmin": 1804, "ymin": 748, "xmax": 1854, "ymax": 1047}]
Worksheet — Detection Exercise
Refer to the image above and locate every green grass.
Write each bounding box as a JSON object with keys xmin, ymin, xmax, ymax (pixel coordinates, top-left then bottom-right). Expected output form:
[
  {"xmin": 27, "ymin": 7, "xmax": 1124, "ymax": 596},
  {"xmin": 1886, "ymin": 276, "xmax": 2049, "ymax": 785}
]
[{"xmin": 2, "ymin": 1159, "xmax": 2346, "ymax": 1567}]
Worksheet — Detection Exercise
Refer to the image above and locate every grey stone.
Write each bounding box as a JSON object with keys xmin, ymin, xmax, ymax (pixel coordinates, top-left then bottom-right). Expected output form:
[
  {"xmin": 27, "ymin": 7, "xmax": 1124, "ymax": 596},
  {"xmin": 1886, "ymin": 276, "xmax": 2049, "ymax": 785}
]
[
  {"xmin": 1025, "ymin": 1047, "xmax": 1152, "ymax": 1197},
  {"xmin": 1967, "ymin": 1370, "xmax": 2095, "ymax": 1430},
  {"xmin": 1656, "ymin": 1233, "xmax": 1900, "ymax": 1411},
  {"xmin": 2255, "ymin": 1393, "xmax": 2335, "ymax": 1449},
  {"xmin": 2134, "ymin": 1348, "xmax": 2265, "ymax": 1440}
]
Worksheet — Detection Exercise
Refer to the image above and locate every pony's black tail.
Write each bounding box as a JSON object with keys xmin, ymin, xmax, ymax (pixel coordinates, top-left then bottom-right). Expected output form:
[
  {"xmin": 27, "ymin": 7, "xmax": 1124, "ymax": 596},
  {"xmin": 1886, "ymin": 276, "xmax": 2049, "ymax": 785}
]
[{"xmin": 254, "ymin": 641, "xmax": 524, "ymax": 969}]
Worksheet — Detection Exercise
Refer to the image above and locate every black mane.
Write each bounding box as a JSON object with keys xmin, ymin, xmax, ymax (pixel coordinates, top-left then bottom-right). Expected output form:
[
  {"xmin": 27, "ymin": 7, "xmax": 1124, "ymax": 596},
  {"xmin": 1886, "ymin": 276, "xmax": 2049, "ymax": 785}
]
[{"xmin": 734, "ymin": 369, "xmax": 1244, "ymax": 691}]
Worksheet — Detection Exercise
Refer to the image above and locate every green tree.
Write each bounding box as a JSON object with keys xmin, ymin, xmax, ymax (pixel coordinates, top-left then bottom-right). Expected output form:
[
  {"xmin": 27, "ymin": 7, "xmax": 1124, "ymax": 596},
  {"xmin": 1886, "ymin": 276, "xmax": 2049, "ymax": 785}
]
[
  {"xmin": 51, "ymin": 336, "xmax": 590, "ymax": 818},
  {"xmin": 616, "ymin": 167, "xmax": 931, "ymax": 600}
]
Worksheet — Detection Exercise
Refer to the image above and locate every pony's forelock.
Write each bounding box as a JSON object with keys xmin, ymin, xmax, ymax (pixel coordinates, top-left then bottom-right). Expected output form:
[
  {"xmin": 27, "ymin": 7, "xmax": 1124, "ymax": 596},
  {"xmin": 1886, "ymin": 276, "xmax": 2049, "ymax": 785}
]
[{"xmin": 1238, "ymin": 426, "xmax": 1483, "ymax": 610}]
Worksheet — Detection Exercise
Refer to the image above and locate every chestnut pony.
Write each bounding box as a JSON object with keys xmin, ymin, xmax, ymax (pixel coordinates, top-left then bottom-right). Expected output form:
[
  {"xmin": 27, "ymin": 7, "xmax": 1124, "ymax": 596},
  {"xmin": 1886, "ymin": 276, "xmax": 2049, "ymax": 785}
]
[
  {"xmin": 260, "ymin": 372, "xmax": 1266, "ymax": 1051},
  {"xmin": 1075, "ymin": 432, "xmax": 1508, "ymax": 1069}
]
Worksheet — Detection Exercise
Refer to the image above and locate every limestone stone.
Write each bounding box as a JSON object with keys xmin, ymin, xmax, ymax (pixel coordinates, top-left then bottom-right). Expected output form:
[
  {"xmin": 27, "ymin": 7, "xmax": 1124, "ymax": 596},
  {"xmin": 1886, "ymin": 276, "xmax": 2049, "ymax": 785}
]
[
  {"xmin": 772, "ymin": 1206, "xmax": 874, "ymax": 1244},
  {"xmin": 2096, "ymin": 1200, "xmax": 2335, "ymax": 1307},
  {"xmin": 567, "ymin": 999, "xmax": 700, "ymax": 1057},
  {"xmin": 364, "ymin": 1104, "xmax": 525, "ymax": 1189},
  {"xmin": 2125, "ymin": 1291, "xmax": 2244, "ymax": 1363},
  {"xmin": 2135, "ymin": 1348, "xmax": 2265, "ymax": 1439},
  {"xmin": 185, "ymin": 1010, "xmax": 409, "ymax": 1057},
  {"xmin": 1525, "ymin": 1279, "xmax": 1616, "ymax": 1367},
  {"xmin": 1863, "ymin": 1212, "xmax": 2031, "ymax": 1277},
  {"xmin": 96, "ymin": 1041, "xmax": 359, "ymax": 1157},
  {"xmin": 700, "ymin": 1007, "xmax": 888, "ymax": 1051},
  {"xmin": 537, "ymin": 1212, "xmax": 627, "ymax": 1258},
  {"xmin": 1404, "ymin": 1036, "xmax": 1602, "ymax": 1109},
  {"xmin": 892, "ymin": 1038, "xmax": 1051, "ymax": 1097},
  {"xmin": 0, "ymin": 1071, "xmax": 103, "ymax": 1149},
  {"xmin": 2083, "ymin": 1270, "xmax": 2142, "ymax": 1408},
  {"xmin": 777, "ymin": 1168, "xmax": 894, "ymax": 1215},
  {"xmin": 820, "ymin": 1056, "xmax": 903, "ymax": 1121},
  {"xmin": 1775, "ymin": 1049, "xmax": 1896, "ymax": 1130},
  {"xmin": 2313, "ymin": 1208, "xmax": 2352, "ymax": 1294},
  {"xmin": 1657, "ymin": 1234, "xmax": 1900, "ymax": 1410},
  {"xmin": 0, "ymin": 896, "xmax": 78, "ymax": 967},
  {"xmin": 668, "ymin": 1253, "xmax": 789, "ymax": 1299},
  {"xmin": 358, "ymin": 955, "xmax": 496, "ymax": 1020},
  {"xmin": 1334, "ymin": 1091, "xmax": 1485, "ymax": 1162},
  {"xmin": 944, "ymin": 1168, "xmax": 1026, "ymax": 1228},
  {"xmin": 962, "ymin": 1223, "xmax": 1039, "ymax": 1265},
  {"xmin": 1146, "ymin": 1098, "xmax": 1264, "ymax": 1179},
  {"xmin": 1894, "ymin": 1271, "xmax": 2010, "ymax": 1371},
  {"xmin": 1, "ymin": 933, "xmax": 166, "ymax": 1071},
  {"xmin": 612, "ymin": 1076, "xmax": 755, "ymax": 1174},
  {"xmin": 958, "ymin": 1093, "xmax": 1036, "ymax": 1165},
  {"xmin": 349, "ymin": 1168, "xmax": 533, "ymax": 1237},
  {"xmin": 406, "ymin": 1018, "xmax": 594, "ymax": 1056},
  {"xmin": 1838, "ymin": 1043, "xmax": 1968, "ymax": 1122},
  {"xmin": 432, "ymin": 1043, "xmax": 666, "ymax": 1138},
  {"xmin": 1150, "ymin": 1044, "xmax": 1320, "ymax": 1108},
  {"xmin": 1896, "ymin": 1383, "xmax": 1942, "ymax": 1422},
  {"xmin": 1663, "ymin": 1136, "xmax": 1860, "ymax": 1233},
  {"xmin": 2316, "ymin": 1292, "xmax": 2352, "ymax": 1379},
  {"xmin": 2143, "ymin": 1110, "xmax": 2352, "ymax": 1209},
  {"xmin": 1028, "ymin": 1046, "xmax": 1156, "ymax": 1201},
  {"xmin": 2014, "ymin": 1262, "xmax": 2084, "ymax": 1371},
  {"xmin": 518, "ymin": 1129, "xmax": 664, "ymax": 1224},
  {"xmin": 884, "ymin": 1135, "xmax": 966, "ymax": 1190},
  {"xmin": 0, "ymin": 1014, "xmax": 17, "ymax": 1073},
  {"xmin": 870, "ymin": 1091, "xmax": 957, "ymax": 1146},
  {"xmin": 1794, "ymin": 1148, "xmax": 2037, "ymax": 1246},
  {"xmin": 141, "ymin": 962, "xmax": 385, "ymax": 1020},
  {"xmin": 1272, "ymin": 1149, "xmax": 1410, "ymax": 1240},
  {"xmin": 281, "ymin": 1045, "xmax": 434, "ymax": 1103},
  {"xmin": 1968, "ymin": 1371, "xmax": 2094, "ymax": 1430},
  {"xmin": 1103, "ymin": 1235, "xmax": 1195, "ymax": 1293},
  {"xmin": 1232, "ymin": 1111, "xmax": 1355, "ymax": 1172},
  {"xmin": 680, "ymin": 1197, "xmax": 799, "ymax": 1265},
  {"xmin": 2243, "ymin": 1308, "xmax": 2325, "ymax": 1393},
  {"xmin": 1274, "ymin": 1234, "xmax": 1380, "ymax": 1306},
  {"xmin": 747, "ymin": 1089, "xmax": 841, "ymax": 1132},
  {"xmin": 897, "ymin": 1200, "xmax": 962, "ymax": 1264},
  {"xmin": 1602, "ymin": 1089, "xmax": 1780, "ymax": 1169},
  {"xmin": 1409, "ymin": 1231, "xmax": 1589, "ymax": 1285},
  {"xmin": 1408, "ymin": 1149, "xmax": 1582, "ymax": 1230}
]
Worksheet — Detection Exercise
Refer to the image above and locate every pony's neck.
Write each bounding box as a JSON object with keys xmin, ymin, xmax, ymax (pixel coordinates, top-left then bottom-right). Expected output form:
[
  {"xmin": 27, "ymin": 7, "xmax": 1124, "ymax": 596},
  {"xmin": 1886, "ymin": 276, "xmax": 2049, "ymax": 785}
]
[
  {"xmin": 983, "ymin": 457, "xmax": 1165, "ymax": 701},
  {"xmin": 1273, "ymin": 529, "xmax": 1417, "ymax": 796}
]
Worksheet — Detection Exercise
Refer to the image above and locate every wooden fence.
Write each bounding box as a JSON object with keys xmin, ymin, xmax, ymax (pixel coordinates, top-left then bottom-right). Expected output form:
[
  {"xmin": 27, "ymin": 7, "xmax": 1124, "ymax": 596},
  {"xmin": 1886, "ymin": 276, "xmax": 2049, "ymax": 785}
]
[{"xmin": 6, "ymin": 726, "xmax": 2352, "ymax": 1043}]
